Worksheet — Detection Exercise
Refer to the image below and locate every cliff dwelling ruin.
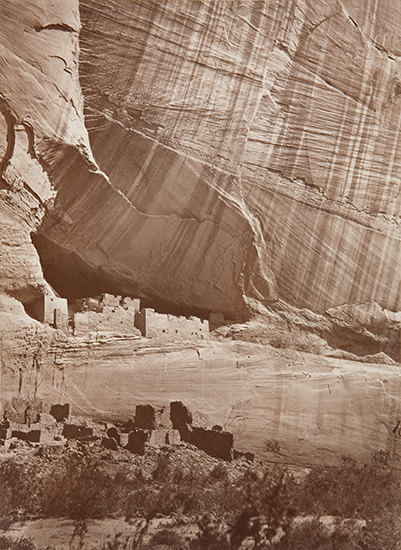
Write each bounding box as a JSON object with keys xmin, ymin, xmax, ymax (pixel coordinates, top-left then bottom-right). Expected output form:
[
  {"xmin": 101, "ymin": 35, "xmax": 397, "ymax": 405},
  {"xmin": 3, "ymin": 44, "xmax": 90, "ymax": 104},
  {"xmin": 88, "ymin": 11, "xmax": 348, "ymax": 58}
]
[
  {"xmin": 27, "ymin": 290, "xmax": 216, "ymax": 340},
  {"xmin": 1, "ymin": 0, "xmax": 400, "ymax": 547}
]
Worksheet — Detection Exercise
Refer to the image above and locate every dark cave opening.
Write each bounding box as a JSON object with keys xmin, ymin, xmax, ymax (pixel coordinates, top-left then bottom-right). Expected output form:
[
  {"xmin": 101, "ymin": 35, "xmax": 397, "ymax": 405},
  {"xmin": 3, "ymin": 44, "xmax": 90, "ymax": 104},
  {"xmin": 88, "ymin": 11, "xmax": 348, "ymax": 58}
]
[
  {"xmin": 31, "ymin": 233, "xmax": 121, "ymax": 303},
  {"xmin": 31, "ymin": 233, "xmax": 216, "ymax": 322}
]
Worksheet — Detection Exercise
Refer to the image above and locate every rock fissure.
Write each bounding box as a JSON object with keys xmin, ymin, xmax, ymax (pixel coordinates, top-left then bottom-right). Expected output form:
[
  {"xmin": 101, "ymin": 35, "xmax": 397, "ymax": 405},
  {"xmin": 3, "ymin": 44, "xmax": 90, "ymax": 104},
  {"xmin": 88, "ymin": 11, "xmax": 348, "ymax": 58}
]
[
  {"xmin": 34, "ymin": 23, "xmax": 78, "ymax": 34},
  {"xmin": 0, "ymin": 97, "xmax": 16, "ymax": 179}
]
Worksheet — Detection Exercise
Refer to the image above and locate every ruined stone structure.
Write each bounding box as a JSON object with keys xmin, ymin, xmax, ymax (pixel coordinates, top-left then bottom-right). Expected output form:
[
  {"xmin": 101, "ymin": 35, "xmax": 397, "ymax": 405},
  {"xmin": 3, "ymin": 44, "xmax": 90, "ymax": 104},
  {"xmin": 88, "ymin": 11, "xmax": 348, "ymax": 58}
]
[
  {"xmin": 73, "ymin": 308, "xmax": 138, "ymax": 336},
  {"xmin": 74, "ymin": 297, "xmax": 100, "ymax": 312},
  {"xmin": 29, "ymin": 292, "xmax": 68, "ymax": 332},
  {"xmin": 170, "ymin": 401, "xmax": 234, "ymax": 461},
  {"xmin": 73, "ymin": 293, "xmax": 140, "ymax": 336},
  {"xmin": 27, "ymin": 289, "xmax": 210, "ymax": 339},
  {"xmin": 124, "ymin": 404, "xmax": 181, "ymax": 455},
  {"xmin": 135, "ymin": 308, "xmax": 209, "ymax": 340},
  {"xmin": 50, "ymin": 403, "xmax": 70, "ymax": 423},
  {"xmin": 62, "ymin": 424, "xmax": 93, "ymax": 439}
]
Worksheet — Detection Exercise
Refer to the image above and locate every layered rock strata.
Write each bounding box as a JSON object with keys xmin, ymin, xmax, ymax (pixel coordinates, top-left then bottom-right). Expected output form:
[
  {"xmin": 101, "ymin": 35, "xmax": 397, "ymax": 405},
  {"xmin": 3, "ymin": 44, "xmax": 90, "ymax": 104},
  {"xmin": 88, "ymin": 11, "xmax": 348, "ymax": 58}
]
[
  {"xmin": 1, "ymin": 332, "xmax": 400, "ymax": 467},
  {"xmin": 0, "ymin": 0, "xmax": 400, "ymax": 470},
  {"xmin": 1, "ymin": 0, "xmax": 400, "ymax": 319},
  {"xmin": 0, "ymin": 0, "xmax": 91, "ymax": 307}
]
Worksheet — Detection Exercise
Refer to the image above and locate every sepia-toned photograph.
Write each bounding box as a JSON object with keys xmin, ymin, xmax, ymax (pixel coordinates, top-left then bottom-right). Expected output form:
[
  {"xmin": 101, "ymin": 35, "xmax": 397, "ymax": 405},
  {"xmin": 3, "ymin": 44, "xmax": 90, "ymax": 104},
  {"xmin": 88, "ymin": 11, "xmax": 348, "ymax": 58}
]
[{"xmin": 0, "ymin": 0, "xmax": 400, "ymax": 548}]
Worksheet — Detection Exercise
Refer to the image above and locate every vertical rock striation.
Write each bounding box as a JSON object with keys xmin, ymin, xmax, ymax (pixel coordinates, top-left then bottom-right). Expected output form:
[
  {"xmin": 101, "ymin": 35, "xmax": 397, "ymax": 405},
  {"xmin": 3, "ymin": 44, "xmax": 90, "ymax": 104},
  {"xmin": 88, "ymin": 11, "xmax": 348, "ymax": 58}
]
[
  {"xmin": 0, "ymin": 0, "xmax": 400, "ymax": 319},
  {"xmin": 0, "ymin": 0, "xmax": 91, "ymax": 307}
]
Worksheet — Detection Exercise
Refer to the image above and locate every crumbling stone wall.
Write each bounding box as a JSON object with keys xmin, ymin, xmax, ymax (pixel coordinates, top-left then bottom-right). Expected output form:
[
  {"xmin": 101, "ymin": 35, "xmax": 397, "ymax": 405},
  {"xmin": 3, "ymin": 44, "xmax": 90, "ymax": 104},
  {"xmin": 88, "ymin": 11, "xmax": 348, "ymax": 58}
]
[
  {"xmin": 127, "ymin": 428, "xmax": 150, "ymax": 455},
  {"xmin": 134, "ymin": 404, "xmax": 156, "ymax": 430},
  {"xmin": 50, "ymin": 403, "xmax": 69, "ymax": 422},
  {"xmin": 73, "ymin": 293, "xmax": 141, "ymax": 335},
  {"xmin": 62, "ymin": 424, "xmax": 93, "ymax": 439},
  {"xmin": 122, "ymin": 297, "xmax": 140, "ymax": 311},
  {"xmin": 29, "ymin": 294, "xmax": 68, "ymax": 332},
  {"xmin": 170, "ymin": 401, "xmax": 234, "ymax": 460},
  {"xmin": 1, "ymin": 396, "xmax": 251, "ymax": 461},
  {"xmin": 74, "ymin": 297, "xmax": 100, "ymax": 312},
  {"xmin": 135, "ymin": 308, "xmax": 209, "ymax": 339},
  {"xmin": 74, "ymin": 306, "xmax": 139, "ymax": 335},
  {"xmin": 190, "ymin": 426, "xmax": 233, "ymax": 461}
]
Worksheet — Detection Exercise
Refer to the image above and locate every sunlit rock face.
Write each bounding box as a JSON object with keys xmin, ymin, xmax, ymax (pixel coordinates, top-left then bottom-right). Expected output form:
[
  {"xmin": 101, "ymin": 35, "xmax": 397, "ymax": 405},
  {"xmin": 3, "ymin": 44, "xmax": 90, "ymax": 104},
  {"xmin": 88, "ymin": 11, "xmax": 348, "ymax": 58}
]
[
  {"xmin": 1, "ymin": 0, "xmax": 401, "ymax": 318},
  {"xmin": 0, "ymin": 0, "xmax": 90, "ymax": 305},
  {"xmin": 1, "ymin": 333, "xmax": 400, "ymax": 467}
]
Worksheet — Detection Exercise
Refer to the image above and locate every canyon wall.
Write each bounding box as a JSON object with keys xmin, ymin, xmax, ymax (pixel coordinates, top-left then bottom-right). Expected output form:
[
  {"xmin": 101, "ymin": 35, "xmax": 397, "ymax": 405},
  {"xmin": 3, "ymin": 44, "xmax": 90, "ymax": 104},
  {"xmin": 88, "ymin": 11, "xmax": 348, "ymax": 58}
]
[
  {"xmin": 1, "ymin": 330, "xmax": 400, "ymax": 467},
  {"xmin": 1, "ymin": 0, "xmax": 400, "ymax": 319},
  {"xmin": 0, "ymin": 0, "xmax": 400, "ymax": 467},
  {"xmin": 0, "ymin": 0, "xmax": 90, "ymax": 305}
]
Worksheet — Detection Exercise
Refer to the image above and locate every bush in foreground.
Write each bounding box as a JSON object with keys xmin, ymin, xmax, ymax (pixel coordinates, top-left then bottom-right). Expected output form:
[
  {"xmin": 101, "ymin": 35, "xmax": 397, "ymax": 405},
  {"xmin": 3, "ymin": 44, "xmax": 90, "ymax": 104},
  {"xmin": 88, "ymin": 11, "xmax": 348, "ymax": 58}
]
[{"xmin": 0, "ymin": 445, "xmax": 399, "ymax": 549}]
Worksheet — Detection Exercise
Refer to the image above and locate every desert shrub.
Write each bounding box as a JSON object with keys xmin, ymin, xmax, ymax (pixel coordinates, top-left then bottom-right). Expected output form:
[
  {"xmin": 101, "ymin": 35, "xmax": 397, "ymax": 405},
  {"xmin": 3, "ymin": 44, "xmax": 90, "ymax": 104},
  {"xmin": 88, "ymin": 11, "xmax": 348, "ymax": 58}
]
[
  {"xmin": 188, "ymin": 468, "xmax": 296, "ymax": 549},
  {"xmin": 0, "ymin": 452, "xmax": 141, "ymax": 519},
  {"xmin": 143, "ymin": 528, "xmax": 186, "ymax": 549},
  {"xmin": 207, "ymin": 463, "xmax": 228, "ymax": 482},
  {"xmin": 1, "ymin": 446, "xmax": 399, "ymax": 549},
  {"xmin": 271, "ymin": 517, "xmax": 398, "ymax": 550},
  {"xmin": 0, "ymin": 459, "xmax": 46, "ymax": 517},
  {"xmin": 294, "ymin": 461, "xmax": 400, "ymax": 519},
  {"xmin": 271, "ymin": 519, "xmax": 346, "ymax": 550},
  {"xmin": 190, "ymin": 514, "xmax": 231, "ymax": 550},
  {"xmin": 0, "ymin": 536, "xmax": 36, "ymax": 550},
  {"xmin": 227, "ymin": 469, "xmax": 295, "ymax": 548},
  {"xmin": 102, "ymin": 530, "xmax": 146, "ymax": 550}
]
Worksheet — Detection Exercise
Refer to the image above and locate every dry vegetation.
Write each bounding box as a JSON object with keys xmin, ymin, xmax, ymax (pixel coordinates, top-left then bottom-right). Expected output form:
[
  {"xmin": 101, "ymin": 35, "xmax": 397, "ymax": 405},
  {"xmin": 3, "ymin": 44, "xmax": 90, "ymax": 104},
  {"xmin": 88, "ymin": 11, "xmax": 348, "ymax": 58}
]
[{"xmin": 1, "ymin": 441, "xmax": 400, "ymax": 549}]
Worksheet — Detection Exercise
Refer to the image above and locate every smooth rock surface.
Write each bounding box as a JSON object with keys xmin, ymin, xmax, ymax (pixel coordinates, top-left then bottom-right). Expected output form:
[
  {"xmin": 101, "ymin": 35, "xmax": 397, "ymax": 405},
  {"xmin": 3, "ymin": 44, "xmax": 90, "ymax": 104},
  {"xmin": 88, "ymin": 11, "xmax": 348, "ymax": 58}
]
[{"xmin": 1, "ymin": 329, "xmax": 400, "ymax": 467}]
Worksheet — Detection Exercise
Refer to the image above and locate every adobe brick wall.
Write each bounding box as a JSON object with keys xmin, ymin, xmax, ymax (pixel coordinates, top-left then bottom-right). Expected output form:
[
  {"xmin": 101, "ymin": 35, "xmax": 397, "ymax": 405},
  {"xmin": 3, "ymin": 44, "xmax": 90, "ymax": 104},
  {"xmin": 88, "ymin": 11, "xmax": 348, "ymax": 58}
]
[
  {"xmin": 43, "ymin": 295, "xmax": 68, "ymax": 326},
  {"xmin": 62, "ymin": 424, "xmax": 93, "ymax": 439},
  {"xmin": 170, "ymin": 401, "xmax": 233, "ymax": 460},
  {"xmin": 102, "ymin": 437, "xmax": 119, "ymax": 451},
  {"xmin": 134, "ymin": 404, "xmax": 156, "ymax": 430},
  {"xmin": 127, "ymin": 428, "xmax": 149, "ymax": 455},
  {"xmin": 75, "ymin": 297, "xmax": 100, "ymax": 312},
  {"xmin": 74, "ymin": 306, "xmax": 138, "ymax": 335},
  {"xmin": 99, "ymin": 293, "xmax": 121, "ymax": 307},
  {"xmin": 29, "ymin": 294, "xmax": 68, "ymax": 332},
  {"xmin": 122, "ymin": 297, "xmax": 140, "ymax": 311},
  {"xmin": 54, "ymin": 308, "xmax": 68, "ymax": 331},
  {"xmin": 149, "ymin": 428, "xmax": 181, "ymax": 447},
  {"xmin": 11, "ymin": 429, "xmax": 42, "ymax": 443},
  {"xmin": 135, "ymin": 309, "xmax": 209, "ymax": 339},
  {"xmin": 50, "ymin": 403, "xmax": 70, "ymax": 422},
  {"xmin": 190, "ymin": 427, "xmax": 233, "ymax": 461}
]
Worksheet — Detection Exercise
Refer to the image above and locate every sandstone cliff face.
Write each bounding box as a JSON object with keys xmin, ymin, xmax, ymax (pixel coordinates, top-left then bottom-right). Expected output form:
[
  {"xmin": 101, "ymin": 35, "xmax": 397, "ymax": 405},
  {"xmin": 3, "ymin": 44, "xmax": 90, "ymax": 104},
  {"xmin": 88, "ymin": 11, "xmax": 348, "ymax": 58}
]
[
  {"xmin": 1, "ymin": 331, "xmax": 400, "ymax": 467},
  {"xmin": 0, "ymin": 0, "xmax": 91, "ymax": 305},
  {"xmin": 0, "ymin": 0, "xmax": 400, "ymax": 319},
  {"xmin": 1, "ymin": 0, "xmax": 400, "ymax": 474}
]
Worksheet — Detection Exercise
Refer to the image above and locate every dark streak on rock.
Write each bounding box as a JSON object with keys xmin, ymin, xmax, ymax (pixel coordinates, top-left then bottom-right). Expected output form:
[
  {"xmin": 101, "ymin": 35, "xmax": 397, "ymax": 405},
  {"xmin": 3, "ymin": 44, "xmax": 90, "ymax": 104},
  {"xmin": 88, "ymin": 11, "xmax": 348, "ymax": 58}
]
[
  {"xmin": 34, "ymin": 23, "xmax": 77, "ymax": 34},
  {"xmin": 0, "ymin": 97, "xmax": 16, "ymax": 180}
]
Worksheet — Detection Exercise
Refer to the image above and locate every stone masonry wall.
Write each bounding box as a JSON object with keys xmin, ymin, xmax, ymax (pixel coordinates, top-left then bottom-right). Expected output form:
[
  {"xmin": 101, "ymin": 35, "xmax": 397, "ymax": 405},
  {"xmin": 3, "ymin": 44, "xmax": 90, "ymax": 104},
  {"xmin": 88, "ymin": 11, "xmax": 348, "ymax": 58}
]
[
  {"xmin": 74, "ymin": 306, "xmax": 139, "ymax": 335},
  {"xmin": 135, "ymin": 308, "xmax": 209, "ymax": 339}
]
